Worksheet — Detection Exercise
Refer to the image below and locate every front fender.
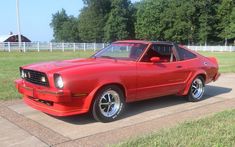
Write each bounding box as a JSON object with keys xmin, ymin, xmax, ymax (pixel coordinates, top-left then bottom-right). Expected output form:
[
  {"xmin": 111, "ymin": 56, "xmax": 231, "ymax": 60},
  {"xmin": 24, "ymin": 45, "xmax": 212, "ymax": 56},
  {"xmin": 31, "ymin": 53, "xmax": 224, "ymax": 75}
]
[{"xmin": 82, "ymin": 78, "xmax": 128, "ymax": 111}]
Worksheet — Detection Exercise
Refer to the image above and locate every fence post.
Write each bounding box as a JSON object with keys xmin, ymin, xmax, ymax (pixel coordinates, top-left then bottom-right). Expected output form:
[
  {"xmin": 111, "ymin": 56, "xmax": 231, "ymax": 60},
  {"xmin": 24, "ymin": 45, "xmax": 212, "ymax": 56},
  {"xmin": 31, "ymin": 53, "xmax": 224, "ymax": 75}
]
[
  {"xmin": 230, "ymin": 46, "xmax": 232, "ymax": 52},
  {"xmin": 8, "ymin": 42, "xmax": 11, "ymax": 52},
  {"xmin": 73, "ymin": 43, "xmax": 76, "ymax": 52},
  {"xmin": 37, "ymin": 42, "xmax": 40, "ymax": 52},
  {"xmin": 103, "ymin": 43, "xmax": 105, "ymax": 48},
  {"xmin": 62, "ymin": 43, "xmax": 64, "ymax": 52},
  {"xmin": 94, "ymin": 43, "xmax": 96, "ymax": 51},
  {"xmin": 83, "ymin": 43, "xmax": 86, "ymax": 52},
  {"xmin": 50, "ymin": 43, "xmax": 52, "ymax": 52},
  {"xmin": 23, "ymin": 42, "xmax": 26, "ymax": 52}
]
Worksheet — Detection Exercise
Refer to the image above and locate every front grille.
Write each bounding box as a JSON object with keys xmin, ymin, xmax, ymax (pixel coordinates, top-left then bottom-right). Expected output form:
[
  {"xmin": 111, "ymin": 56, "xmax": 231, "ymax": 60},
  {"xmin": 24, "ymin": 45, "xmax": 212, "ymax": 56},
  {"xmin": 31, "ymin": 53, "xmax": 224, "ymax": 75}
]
[{"xmin": 24, "ymin": 69, "xmax": 49, "ymax": 87}]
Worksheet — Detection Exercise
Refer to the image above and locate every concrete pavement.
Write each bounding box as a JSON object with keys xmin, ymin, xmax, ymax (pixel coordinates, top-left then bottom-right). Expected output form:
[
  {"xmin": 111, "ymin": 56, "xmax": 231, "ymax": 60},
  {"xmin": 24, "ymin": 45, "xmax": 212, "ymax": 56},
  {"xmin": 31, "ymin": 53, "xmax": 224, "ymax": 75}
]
[
  {"xmin": 0, "ymin": 73, "xmax": 234, "ymax": 147},
  {"xmin": 0, "ymin": 116, "xmax": 47, "ymax": 147}
]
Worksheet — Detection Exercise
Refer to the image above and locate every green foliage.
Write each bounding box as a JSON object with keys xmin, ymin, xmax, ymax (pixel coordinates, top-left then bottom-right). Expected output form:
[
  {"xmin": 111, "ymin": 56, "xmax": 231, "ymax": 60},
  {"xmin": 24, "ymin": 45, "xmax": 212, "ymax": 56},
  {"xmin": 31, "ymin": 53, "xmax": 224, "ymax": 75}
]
[
  {"xmin": 78, "ymin": 0, "xmax": 111, "ymax": 42},
  {"xmin": 228, "ymin": 8, "xmax": 235, "ymax": 40},
  {"xmin": 104, "ymin": 0, "xmax": 133, "ymax": 42},
  {"xmin": 135, "ymin": 0, "xmax": 167, "ymax": 41},
  {"xmin": 50, "ymin": 0, "xmax": 235, "ymax": 44},
  {"xmin": 50, "ymin": 9, "xmax": 80, "ymax": 42},
  {"xmin": 135, "ymin": 0, "xmax": 224, "ymax": 44},
  {"xmin": 58, "ymin": 17, "xmax": 80, "ymax": 42},
  {"xmin": 196, "ymin": 0, "xmax": 222, "ymax": 45},
  {"xmin": 163, "ymin": 0, "xmax": 196, "ymax": 44},
  {"xmin": 217, "ymin": 0, "xmax": 234, "ymax": 45}
]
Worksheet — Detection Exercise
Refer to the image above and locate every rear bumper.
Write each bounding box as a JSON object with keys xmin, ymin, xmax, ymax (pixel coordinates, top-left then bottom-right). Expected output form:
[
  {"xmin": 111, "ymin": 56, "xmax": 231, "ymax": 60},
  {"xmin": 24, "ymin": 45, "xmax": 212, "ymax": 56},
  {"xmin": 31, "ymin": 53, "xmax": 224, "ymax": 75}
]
[
  {"xmin": 15, "ymin": 79, "xmax": 90, "ymax": 116},
  {"xmin": 213, "ymin": 72, "xmax": 220, "ymax": 81}
]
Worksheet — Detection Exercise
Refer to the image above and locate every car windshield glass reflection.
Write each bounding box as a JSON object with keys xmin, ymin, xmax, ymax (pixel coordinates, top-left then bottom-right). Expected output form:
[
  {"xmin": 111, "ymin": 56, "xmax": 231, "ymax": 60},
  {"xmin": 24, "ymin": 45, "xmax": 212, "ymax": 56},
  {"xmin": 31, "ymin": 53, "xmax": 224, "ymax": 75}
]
[{"xmin": 93, "ymin": 43, "xmax": 147, "ymax": 61}]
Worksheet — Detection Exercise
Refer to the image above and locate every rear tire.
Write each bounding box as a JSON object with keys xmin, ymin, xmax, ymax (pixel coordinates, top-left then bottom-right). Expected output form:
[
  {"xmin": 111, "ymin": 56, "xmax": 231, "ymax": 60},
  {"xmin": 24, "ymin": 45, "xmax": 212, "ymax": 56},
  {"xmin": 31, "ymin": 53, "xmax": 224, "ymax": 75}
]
[
  {"xmin": 92, "ymin": 85, "xmax": 125, "ymax": 122},
  {"xmin": 187, "ymin": 76, "xmax": 205, "ymax": 102}
]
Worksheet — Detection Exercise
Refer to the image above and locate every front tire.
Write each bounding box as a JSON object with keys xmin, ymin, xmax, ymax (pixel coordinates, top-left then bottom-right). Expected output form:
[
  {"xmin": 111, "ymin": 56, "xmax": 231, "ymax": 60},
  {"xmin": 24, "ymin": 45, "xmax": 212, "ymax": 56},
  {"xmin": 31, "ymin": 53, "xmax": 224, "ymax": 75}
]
[
  {"xmin": 92, "ymin": 85, "xmax": 125, "ymax": 122},
  {"xmin": 187, "ymin": 76, "xmax": 205, "ymax": 102}
]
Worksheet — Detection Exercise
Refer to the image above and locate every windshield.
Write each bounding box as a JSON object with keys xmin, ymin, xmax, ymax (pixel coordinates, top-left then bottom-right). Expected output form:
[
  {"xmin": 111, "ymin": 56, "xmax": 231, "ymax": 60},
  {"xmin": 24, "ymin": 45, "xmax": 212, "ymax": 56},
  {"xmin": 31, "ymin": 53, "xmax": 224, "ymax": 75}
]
[{"xmin": 93, "ymin": 43, "xmax": 148, "ymax": 61}]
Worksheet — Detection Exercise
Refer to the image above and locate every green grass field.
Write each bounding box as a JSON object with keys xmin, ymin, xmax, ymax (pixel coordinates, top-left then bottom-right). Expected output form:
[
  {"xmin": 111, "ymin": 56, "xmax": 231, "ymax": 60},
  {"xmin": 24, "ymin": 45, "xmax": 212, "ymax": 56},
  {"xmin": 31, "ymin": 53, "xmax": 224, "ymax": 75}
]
[
  {"xmin": 115, "ymin": 109, "xmax": 235, "ymax": 147},
  {"xmin": 0, "ymin": 51, "xmax": 94, "ymax": 100},
  {"xmin": 0, "ymin": 51, "xmax": 235, "ymax": 100},
  {"xmin": 200, "ymin": 51, "xmax": 235, "ymax": 73}
]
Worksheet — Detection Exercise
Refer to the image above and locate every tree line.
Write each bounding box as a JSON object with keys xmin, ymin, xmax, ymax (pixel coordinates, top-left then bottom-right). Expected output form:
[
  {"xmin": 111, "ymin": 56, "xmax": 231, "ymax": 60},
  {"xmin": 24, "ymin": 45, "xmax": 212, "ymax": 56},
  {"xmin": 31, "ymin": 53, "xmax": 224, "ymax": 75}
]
[{"xmin": 50, "ymin": 0, "xmax": 235, "ymax": 45}]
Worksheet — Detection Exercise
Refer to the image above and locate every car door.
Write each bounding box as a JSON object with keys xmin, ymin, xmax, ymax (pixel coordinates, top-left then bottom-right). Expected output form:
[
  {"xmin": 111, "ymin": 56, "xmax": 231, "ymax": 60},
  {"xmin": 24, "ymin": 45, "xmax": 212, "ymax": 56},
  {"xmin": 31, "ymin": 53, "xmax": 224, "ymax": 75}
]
[{"xmin": 135, "ymin": 43, "xmax": 192, "ymax": 101}]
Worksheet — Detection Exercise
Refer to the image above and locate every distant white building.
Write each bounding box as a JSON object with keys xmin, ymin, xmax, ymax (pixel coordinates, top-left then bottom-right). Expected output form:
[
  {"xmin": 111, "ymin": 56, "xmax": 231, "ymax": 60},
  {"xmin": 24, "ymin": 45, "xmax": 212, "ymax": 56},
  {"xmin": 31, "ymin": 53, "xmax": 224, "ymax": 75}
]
[{"xmin": 0, "ymin": 34, "xmax": 31, "ymax": 42}]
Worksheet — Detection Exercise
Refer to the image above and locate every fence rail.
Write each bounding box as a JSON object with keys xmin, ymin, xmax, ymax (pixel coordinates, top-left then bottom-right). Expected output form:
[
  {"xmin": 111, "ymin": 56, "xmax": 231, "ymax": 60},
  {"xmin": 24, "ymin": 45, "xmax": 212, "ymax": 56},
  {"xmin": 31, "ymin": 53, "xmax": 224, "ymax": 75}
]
[
  {"xmin": 188, "ymin": 45, "xmax": 235, "ymax": 52},
  {"xmin": 0, "ymin": 42, "xmax": 109, "ymax": 52},
  {"xmin": 0, "ymin": 42, "xmax": 235, "ymax": 52}
]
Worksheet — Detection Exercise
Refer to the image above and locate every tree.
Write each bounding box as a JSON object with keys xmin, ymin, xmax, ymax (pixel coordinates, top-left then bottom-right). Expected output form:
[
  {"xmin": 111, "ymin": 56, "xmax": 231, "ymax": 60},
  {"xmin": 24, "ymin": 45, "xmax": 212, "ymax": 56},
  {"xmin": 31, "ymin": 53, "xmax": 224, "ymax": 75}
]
[
  {"xmin": 196, "ymin": 0, "xmax": 224, "ymax": 45},
  {"xmin": 49, "ymin": 0, "xmax": 235, "ymax": 45},
  {"xmin": 50, "ymin": 9, "xmax": 70, "ymax": 42},
  {"xmin": 104, "ymin": 0, "xmax": 134, "ymax": 42},
  {"xmin": 228, "ymin": 8, "xmax": 235, "ymax": 41},
  {"xmin": 217, "ymin": 0, "xmax": 234, "ymax": 45},
  {"xmin": 162, "ymin": 0, "xmax": 196, "ymax": 44},
  {"xmin": 78, "ymin": 0, "xmax": 111, "ymax": 42},
  {"xmin": 135, "ymin": 0, "xmax": 168, "ymax": 40},
  {"xmin": 58, "ymin": 17, "xmax": 80, "ymax": 42}
]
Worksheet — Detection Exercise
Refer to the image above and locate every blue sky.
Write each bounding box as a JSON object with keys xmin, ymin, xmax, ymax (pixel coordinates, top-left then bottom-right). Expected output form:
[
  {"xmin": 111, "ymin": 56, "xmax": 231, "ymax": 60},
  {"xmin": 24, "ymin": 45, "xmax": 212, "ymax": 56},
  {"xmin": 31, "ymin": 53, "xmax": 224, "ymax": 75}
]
[{"xmin": 0, "ymin": 0, "xmax": 139, "ymax": 42}]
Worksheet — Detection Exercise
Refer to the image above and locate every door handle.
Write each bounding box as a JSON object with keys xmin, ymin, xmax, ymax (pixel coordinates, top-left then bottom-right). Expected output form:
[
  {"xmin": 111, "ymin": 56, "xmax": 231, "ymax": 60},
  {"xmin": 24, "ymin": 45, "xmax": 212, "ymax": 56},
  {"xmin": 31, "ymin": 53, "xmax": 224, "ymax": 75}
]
[{"xmin": 176, "ymin": 65, "xmax": 182, "ymax": 68}]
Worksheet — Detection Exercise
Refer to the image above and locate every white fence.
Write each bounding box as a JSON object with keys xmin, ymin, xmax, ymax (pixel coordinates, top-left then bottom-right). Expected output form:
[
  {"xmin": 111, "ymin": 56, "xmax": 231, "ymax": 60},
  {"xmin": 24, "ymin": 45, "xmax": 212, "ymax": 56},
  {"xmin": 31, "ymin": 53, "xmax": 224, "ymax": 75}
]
[
  {"xmin": 0, "ymin": 42, "xmax": 235, "ymax": 52},
  {"xmin": 0, "ymin": 42, "xmax": 109, "ymax": 52},
  {"xmin": 188, "ymin": 45, "xmax": 235, "ymax": 52}
]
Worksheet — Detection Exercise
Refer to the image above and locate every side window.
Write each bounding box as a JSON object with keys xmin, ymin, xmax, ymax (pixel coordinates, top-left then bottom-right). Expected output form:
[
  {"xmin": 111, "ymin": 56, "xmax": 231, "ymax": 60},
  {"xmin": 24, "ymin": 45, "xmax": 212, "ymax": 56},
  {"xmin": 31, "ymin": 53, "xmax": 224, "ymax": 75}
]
[
  {"xmin": 153, "ymin": 44, "xmax": 172, "ymax": 56},
  {"xmin": 141, "ymin": 44, "xmax": 176, "ymax": 62},
  {"xmin": 177, "ymin": 47, "xmax": 197, "ymax": 60}
]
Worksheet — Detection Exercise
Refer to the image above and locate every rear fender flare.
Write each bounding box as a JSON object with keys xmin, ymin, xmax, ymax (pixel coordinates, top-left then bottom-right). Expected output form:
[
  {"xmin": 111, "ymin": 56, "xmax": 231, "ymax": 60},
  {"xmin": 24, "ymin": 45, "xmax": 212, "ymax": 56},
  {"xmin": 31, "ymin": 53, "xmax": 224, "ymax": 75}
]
[{"xmin": 181, "ymin": 70, "xmax": 207, "ymax": 95}]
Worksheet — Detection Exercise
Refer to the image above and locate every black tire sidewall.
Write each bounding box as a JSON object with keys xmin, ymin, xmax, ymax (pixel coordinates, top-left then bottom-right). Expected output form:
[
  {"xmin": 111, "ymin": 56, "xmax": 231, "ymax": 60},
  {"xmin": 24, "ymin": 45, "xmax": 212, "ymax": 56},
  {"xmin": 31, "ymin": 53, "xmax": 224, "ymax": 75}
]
[{"xmin": 92, "ymin": 85, "xmax": 125, "ymax": 122}]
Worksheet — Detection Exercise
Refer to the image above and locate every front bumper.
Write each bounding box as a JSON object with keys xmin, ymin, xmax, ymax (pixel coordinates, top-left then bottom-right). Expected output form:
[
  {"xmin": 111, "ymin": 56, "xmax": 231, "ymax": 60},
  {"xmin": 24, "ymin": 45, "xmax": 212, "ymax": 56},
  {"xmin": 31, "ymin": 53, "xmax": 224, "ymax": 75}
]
[{"xmin": 15, "ymin": 79, "xmax": 89, "ymax": 116}]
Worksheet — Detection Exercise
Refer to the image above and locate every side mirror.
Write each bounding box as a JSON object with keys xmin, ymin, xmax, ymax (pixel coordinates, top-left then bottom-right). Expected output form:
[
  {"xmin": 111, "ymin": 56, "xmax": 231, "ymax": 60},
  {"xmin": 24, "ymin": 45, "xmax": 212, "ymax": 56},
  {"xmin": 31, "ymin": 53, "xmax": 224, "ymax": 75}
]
[{"xmin": 150, "ymin": 57, "xmax": 160, "ymax": 63}]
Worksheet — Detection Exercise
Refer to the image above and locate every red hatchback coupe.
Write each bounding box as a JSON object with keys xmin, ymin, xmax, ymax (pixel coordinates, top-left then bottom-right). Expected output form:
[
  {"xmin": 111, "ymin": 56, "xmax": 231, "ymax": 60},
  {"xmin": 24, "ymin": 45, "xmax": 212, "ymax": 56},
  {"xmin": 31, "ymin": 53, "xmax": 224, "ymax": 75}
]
[{"xmin": 15, "ymin": 40, "xmax": 220, "ymax": 122}]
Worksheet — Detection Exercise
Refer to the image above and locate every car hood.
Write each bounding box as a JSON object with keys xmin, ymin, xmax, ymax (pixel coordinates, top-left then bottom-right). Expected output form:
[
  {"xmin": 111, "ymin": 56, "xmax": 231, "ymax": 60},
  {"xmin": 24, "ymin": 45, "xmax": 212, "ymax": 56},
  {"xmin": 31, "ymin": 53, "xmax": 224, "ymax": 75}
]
[{"xmin": 22, "ymin": 58, "xmax": 109, "ymax": 73}]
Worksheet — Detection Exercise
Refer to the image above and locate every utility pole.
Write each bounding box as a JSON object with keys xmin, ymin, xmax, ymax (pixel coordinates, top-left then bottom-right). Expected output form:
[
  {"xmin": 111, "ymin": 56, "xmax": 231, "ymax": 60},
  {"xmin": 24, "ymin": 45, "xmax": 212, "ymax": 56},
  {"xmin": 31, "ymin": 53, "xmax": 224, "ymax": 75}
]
[{"xmin": 16, "ymin": 0, "xmax": 22, "ymax": 49}]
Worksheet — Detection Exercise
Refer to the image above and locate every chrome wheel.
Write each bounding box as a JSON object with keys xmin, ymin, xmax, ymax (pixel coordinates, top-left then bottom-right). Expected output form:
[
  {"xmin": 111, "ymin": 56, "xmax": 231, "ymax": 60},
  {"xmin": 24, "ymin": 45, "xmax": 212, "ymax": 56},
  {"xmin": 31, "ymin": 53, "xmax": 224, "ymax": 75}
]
[
  {"xmin": 191, "ymin": 78, "xmax": 204, "ymax": 99},
  {"xmin": 99, "ymin": 90, "xmax": 121, "ymax": 117}
]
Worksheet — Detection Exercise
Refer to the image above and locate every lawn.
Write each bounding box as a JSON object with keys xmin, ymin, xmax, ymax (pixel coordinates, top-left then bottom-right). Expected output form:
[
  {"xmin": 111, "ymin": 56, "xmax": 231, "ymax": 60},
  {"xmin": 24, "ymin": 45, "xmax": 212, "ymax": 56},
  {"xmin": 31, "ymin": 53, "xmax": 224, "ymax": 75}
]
[
  {"xmin": 0, "ymin": 51, "xmax": 234, "ymax": 100},
  {"xmin": 115, "ymin": 109, "xmax": 235, "ymax": 147},
  {"xmin": 199, "ymin": 51, "xmax": 235, "ymax": 73},
  {"xmin": 0, "ymin": 51, "xmax": 95, "ymax": 100}
]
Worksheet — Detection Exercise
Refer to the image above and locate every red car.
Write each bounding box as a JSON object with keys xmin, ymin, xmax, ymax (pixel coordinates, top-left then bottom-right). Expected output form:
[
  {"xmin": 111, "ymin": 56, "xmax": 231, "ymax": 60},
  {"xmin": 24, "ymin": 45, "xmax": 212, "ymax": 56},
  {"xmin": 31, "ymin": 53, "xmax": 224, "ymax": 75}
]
[{"xmin": 15, "ymin": 40, "xmax": 220, "ymax": 122}]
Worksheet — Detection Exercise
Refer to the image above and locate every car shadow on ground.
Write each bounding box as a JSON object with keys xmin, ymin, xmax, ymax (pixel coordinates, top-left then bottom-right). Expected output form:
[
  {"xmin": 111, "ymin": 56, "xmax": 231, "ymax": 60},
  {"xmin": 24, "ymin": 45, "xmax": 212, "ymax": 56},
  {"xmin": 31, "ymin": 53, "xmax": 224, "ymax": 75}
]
[{"xmin": 52, "ymin": 85, "xmax": 232, "ymax": 125}]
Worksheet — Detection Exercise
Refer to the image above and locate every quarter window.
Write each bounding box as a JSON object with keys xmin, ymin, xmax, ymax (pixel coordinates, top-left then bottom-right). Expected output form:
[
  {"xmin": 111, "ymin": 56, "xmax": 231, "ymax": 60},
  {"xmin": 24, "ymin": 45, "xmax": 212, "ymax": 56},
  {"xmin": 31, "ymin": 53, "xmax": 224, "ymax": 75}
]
[{"xmin": 177, "ymin": 47, "xmax": 197, "ymax": 60}]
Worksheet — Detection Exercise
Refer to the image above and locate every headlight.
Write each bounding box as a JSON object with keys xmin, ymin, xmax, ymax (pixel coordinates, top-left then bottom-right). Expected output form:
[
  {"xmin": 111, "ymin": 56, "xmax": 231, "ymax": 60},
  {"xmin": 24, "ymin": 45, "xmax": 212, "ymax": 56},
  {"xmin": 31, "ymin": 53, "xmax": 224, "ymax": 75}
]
[
  {"xmin": 20, "ymin": 68, "xmax": 25, "ymax": 79},
  {"xmin": 54, "ymin": 74, "xmax": 64, "ymax": 89}
]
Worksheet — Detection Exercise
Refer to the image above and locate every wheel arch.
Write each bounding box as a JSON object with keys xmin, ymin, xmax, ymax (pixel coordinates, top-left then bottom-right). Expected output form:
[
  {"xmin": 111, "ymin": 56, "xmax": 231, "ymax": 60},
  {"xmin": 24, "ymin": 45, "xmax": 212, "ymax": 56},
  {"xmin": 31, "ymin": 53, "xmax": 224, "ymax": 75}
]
[
  {"xmin": 95, "ymin": 83, "xmax": 127, "ymax": 100},
  {"xmin": 181, "ymin": 71, "xmax": 207, "ymax": 96},
  {"xmin": 197, "ymin": 74, "xmax": 206, "ymax": 85},
  {"xmin": 88, "ymin": 82, "xmax": 127, "ymax": 111}
]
